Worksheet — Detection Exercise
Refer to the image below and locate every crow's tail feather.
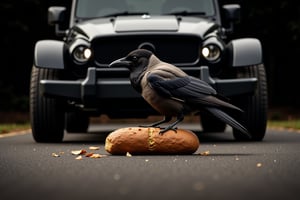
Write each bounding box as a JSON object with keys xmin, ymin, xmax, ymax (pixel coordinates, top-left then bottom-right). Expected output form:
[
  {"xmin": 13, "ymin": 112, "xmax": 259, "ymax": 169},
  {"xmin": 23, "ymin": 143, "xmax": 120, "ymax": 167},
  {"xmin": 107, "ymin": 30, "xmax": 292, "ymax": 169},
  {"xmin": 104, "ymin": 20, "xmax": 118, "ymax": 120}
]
[{"xmin": 205, "ymin": 107, "xmax": 250, "ymax": 138}]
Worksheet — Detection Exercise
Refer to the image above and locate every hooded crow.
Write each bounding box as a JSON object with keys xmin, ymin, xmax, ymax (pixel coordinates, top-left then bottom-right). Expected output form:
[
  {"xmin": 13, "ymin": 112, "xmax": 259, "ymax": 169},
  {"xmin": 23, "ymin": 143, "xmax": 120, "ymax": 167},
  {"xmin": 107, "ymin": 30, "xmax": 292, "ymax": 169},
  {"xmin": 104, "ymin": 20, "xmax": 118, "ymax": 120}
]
[{"xmin": 109, "ymin": 49, "xmax": 249, "ymax": 138}]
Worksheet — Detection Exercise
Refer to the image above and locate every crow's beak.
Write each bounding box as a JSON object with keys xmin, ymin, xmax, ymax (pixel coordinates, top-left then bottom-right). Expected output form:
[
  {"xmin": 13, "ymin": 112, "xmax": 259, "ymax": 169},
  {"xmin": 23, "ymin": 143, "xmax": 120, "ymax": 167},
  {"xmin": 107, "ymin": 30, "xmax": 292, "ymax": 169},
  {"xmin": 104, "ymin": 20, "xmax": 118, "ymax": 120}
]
[{"xmin": 109, "ymin": 57, "xmax": 132, "ymax": 68}]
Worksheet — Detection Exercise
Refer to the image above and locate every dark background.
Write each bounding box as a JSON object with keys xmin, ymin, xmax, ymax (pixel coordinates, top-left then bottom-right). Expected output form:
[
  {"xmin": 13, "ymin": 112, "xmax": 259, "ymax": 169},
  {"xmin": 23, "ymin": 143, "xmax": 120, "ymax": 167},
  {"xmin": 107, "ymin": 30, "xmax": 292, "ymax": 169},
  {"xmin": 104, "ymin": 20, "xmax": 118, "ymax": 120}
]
[{"xmin": 0, "ymin": 0, "xmax": 299, "ymax": 114}]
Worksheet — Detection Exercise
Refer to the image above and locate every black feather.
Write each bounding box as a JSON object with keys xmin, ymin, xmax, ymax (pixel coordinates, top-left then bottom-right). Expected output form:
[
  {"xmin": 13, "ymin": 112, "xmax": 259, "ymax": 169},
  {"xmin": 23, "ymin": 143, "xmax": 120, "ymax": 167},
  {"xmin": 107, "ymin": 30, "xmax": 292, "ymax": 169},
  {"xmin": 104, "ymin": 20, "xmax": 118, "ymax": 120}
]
[
  {"xmin": 204, "ymin": 107, "xmax": 250, "ymax": 138},
  {"xmin": 147, "ymin": 74, "xmax": 172, "ymax": 97},
  {"xmin": 148, "ymin": 73, "xmax": 241, "ymax": 112}
]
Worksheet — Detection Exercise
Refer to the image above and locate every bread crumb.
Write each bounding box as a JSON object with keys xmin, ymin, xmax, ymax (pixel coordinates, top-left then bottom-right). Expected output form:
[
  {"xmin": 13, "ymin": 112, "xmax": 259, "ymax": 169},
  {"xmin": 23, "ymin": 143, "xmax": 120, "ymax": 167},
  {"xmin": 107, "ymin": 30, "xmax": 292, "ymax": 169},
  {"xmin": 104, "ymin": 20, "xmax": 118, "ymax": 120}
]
[
  {"xmin": 90, "ymin": 154, "xmax": 104, "ymax": 158},
  {"xmin": 75, "ymin": 155, "xmax": 83, "ymax": 160},
  {"xmin": 85, "ymin": 152, "xmax": 94, "ymax": 157},
  {"xmin": 51, "ymin": 153, "xmax": 60, "ymax": 157},
  {"xmin": 256, "ymin": 163, "xmax": 262, "ymax": 167},
  {"xmin": 71, "ymin": 149, "xmax": 86, "ymax": 155},
  {"xmin": 89, "ymin": 146, "xmax": 100, "ymax": 150},
  {"xmin": 126, "ymin": 152, "xmax": 132, "ymax": 157},
  {"xmin": 199, "ymin": 151, "xmax": 210, "ymax": 156}
]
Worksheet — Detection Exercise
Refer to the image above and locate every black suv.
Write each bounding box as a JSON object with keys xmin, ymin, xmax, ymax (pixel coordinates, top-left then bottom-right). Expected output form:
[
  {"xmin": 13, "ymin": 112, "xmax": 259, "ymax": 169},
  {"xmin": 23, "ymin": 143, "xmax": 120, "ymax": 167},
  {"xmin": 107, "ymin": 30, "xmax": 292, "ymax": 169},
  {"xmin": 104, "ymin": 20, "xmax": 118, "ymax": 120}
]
[{"xmin": 30, "ymin": 0, "xmax": 268, "ymax": 142}]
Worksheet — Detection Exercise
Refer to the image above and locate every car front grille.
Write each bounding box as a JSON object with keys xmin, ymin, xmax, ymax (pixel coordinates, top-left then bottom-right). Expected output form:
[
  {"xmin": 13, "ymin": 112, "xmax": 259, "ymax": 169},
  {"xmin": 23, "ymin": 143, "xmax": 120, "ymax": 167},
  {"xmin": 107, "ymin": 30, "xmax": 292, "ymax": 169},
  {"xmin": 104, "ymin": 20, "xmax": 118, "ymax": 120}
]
[{"xmin": 92, "ymin": 34, "xmax": 201, "ymax": 67}]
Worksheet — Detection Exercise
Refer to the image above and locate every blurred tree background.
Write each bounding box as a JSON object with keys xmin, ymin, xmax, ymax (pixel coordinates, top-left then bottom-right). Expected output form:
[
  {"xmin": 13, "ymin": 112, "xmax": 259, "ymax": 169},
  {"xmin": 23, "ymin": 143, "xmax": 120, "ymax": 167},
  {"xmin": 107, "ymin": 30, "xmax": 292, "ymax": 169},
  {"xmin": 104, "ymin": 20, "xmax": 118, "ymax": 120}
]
[{"xmin": 0, "ymin": 0, "xmax": 299, "ymax": 114}]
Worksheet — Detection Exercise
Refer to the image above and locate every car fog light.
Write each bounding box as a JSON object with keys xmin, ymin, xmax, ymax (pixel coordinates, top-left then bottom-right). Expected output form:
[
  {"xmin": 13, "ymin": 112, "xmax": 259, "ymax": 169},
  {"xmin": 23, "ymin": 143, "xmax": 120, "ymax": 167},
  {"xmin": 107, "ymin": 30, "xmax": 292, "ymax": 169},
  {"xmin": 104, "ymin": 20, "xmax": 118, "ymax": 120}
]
[{"xmin": 202, "ymin": 44, "xmax": 221, "ymax": 61}]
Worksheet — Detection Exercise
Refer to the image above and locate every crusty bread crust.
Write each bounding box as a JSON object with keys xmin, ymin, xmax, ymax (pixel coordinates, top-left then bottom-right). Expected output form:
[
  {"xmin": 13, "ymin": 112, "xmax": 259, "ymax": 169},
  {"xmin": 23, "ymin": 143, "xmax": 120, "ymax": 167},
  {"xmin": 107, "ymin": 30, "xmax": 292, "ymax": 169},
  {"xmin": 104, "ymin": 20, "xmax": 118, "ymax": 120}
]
[{"xmin": 105, "ymin": 127, "xmax": 200, "ymax": 155}]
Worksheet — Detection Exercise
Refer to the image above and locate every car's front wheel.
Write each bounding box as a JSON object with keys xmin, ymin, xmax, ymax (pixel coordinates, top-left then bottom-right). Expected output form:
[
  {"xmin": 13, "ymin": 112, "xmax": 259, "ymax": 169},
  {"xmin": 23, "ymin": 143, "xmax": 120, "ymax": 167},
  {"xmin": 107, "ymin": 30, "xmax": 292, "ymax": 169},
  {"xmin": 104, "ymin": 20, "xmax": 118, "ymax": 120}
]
[
  {"xmin": 232, "ymin": 64, "xmax": 268, "ymax": 141},
  {"xmin": 30, "ymin": 65, "xmax": 65, "ymax": 142}
]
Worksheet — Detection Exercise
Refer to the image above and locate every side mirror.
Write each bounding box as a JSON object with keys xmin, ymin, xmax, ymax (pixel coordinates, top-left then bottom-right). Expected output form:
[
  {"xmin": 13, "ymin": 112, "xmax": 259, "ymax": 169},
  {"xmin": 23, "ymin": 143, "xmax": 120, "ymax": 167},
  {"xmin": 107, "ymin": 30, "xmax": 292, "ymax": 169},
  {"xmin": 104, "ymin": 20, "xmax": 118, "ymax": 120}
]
[
  {"xmin": 48, "ymin": 6, "xmax": 67, "ymax": 37},
  {"xmin": 222, "ymin": 4, "xmax": 241, "ymax": 33}
]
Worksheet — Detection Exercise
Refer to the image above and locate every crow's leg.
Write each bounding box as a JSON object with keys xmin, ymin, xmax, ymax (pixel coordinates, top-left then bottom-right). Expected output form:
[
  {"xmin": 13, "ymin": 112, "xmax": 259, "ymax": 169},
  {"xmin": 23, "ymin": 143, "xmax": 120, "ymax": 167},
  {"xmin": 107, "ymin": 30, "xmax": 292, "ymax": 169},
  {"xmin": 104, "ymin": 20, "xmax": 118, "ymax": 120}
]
[
  {"xmin": 159, "ymin": 113, "xmax": 184, "ymax": 134},
  {"xmin": 139, "ymin": 116, "xmax": 172, "ymax": 128}
]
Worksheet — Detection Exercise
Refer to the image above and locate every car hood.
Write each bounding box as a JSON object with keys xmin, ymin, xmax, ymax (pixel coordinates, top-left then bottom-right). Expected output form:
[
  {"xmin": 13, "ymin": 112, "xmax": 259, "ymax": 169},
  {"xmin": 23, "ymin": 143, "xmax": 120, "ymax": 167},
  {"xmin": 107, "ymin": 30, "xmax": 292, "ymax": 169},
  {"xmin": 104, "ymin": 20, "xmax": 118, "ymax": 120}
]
[
  {"xmin": 114, "ymin": 16, "xmax": 179, "ymax": 32},
  {"xmin": 73, "ymin": 16, "xmax": 218, "ymax": 40}
]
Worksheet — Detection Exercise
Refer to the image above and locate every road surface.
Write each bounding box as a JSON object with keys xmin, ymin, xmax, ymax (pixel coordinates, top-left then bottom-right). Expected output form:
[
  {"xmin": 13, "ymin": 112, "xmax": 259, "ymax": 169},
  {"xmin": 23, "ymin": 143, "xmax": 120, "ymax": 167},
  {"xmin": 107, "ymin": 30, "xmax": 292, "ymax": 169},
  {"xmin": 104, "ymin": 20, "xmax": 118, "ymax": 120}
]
[{"xmin": 0, "ymin": 124, "xmax": 300, "ymax": 200}]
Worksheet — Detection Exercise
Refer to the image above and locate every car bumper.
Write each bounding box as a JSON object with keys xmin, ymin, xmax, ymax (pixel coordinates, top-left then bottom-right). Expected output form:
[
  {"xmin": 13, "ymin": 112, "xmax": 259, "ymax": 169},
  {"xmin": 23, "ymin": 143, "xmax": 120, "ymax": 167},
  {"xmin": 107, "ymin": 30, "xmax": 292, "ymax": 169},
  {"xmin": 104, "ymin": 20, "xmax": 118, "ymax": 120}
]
[{"xmin": 40, "ymin": 66, "xmax": 257, "ymax": 103}]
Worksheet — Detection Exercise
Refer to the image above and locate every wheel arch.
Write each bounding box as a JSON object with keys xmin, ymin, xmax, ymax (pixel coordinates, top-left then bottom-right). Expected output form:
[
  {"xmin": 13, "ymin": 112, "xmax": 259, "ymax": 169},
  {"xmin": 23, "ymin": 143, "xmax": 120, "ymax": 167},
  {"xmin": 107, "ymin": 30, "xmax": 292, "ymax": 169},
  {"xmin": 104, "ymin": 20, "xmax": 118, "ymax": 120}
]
[
  {"xmin": 226, "ymin": 38, "xmax": 263, "ymax": 67},
  {"xmin": 34, "ymin": 40, "xmax": 66, "ymax": 69}
]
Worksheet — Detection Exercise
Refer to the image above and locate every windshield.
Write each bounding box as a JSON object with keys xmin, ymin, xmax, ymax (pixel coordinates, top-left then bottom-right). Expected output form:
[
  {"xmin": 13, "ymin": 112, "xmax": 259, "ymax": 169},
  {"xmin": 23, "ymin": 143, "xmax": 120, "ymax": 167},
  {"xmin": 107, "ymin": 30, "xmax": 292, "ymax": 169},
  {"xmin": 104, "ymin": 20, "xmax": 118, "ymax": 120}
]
[{"xmin": 76, "ymin": 0, "xmax": 215, "ymax": 18}]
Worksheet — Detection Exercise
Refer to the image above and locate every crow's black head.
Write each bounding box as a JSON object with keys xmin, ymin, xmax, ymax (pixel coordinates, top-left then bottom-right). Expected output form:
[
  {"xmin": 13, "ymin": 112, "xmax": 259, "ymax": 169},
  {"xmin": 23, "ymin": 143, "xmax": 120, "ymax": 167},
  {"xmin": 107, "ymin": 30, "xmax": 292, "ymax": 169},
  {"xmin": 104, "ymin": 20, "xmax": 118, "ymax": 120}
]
[
  {"xmin": 109, "ymin": 49, "xmax": 153, "ymax": 71},
  {"xmin": 109, "ymin": 49, "xmax": 154, "ymax": 93}
]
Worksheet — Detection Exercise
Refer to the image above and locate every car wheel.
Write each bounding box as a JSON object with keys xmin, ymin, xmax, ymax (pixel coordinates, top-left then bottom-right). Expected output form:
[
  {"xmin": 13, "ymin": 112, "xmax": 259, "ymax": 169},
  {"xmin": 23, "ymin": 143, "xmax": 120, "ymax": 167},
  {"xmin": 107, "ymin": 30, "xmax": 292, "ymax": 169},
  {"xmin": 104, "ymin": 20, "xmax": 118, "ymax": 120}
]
[
  {"xmin": 232, "ymin": 64, "xmax": 268, "ymax": 141},
  {"xmin": 30, "ymin": 65, "xmax": 65, "ymax": 142},
  {"xmin": 65, "ymin": 112, "xmax": 89, "ymax": 133},
  {"xmin": 200, "ymin": 112, "xmax": 226, "ymax": 133}
]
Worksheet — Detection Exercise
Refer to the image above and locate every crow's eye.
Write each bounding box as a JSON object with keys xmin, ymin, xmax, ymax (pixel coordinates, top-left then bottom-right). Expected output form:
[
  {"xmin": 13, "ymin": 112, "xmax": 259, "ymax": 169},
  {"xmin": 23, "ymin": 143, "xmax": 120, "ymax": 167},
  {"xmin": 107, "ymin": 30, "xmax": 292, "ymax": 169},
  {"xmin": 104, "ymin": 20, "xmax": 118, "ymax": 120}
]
[{"xmin": 132, "ymin": 56, "xmax": 138, "ymax": 62}]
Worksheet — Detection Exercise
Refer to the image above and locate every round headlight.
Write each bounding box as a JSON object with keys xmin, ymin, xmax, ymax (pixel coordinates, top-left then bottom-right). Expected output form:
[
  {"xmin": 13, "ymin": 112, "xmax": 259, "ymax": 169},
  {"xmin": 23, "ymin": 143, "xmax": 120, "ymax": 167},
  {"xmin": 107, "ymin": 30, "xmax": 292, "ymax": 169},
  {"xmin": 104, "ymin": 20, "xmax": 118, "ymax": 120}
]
[
  {"xmin": 201, "ymin": 44, "xmax": 221, "ymax": 61},
  {"xmin": 73, "ymin": 46, "xmax": 92, "ymax": 63}
]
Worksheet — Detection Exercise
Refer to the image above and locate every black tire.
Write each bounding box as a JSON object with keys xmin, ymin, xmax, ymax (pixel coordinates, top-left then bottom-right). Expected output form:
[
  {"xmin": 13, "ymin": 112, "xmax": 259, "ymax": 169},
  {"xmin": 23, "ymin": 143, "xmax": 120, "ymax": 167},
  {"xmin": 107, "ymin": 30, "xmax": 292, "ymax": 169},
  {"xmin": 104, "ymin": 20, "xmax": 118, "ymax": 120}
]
[
  {"xmin": 65, "ymin": 112, "xmax": 89, "ymax": 133},
  {"xmin": 30, "ymin": 66, "xmax": 65, "ymax": 142},
  {"xmin": 232, "ymin": 64, "xmax": 268, "ymax": 141},
  {"xmin": 200, "ymin": 112, "xmax": 226, "ymax": 133}
]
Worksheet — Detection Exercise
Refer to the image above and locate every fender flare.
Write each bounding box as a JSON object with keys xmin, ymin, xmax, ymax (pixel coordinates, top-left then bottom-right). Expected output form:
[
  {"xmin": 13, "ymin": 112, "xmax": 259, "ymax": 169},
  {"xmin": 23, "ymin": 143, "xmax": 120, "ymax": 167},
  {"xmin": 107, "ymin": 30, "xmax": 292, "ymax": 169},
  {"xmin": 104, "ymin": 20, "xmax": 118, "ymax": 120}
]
[
  {"xmin": 34, "ymin": 40, "xmax": 65, "ymax": 69},
  {"xmin": 227, "ymin": 38, "xmax": 263, "ymax": 67}
]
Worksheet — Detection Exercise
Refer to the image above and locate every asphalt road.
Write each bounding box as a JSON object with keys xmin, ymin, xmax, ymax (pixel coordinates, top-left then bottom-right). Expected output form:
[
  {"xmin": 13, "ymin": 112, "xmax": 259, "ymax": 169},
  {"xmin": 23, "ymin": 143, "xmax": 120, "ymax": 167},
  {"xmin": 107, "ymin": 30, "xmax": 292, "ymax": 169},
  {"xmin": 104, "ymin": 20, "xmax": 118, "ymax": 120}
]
[{"xmin": 1, "ymin": 124, "xmax": 300, "ymax": 200}]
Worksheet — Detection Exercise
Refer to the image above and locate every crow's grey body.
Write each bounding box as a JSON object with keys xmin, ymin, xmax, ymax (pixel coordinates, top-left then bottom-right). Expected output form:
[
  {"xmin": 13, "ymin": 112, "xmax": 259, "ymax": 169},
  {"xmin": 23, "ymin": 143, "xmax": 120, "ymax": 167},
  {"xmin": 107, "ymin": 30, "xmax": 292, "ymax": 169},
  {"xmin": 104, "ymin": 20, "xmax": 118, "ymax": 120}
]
[
  {"xmin": 140, "ymin": 56, "xmax": 187, "ymax": 117},
  {"xmin": 109, "ymin": 49, "xmax": 249, "ymax": 137}
]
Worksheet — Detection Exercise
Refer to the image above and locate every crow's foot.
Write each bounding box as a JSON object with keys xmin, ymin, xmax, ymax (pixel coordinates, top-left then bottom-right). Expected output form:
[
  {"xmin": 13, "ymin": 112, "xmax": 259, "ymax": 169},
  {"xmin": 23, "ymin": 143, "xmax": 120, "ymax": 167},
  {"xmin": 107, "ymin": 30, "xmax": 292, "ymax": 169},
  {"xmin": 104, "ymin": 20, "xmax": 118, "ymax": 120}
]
[{"xmin": 159, "ymin": 127, "xmax": 178, "ymax": 135}]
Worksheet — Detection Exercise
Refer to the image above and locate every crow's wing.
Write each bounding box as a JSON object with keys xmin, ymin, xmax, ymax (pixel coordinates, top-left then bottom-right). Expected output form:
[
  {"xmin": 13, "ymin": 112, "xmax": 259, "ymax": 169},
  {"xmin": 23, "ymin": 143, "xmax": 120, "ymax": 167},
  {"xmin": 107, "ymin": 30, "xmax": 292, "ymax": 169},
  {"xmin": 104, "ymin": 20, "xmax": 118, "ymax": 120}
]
[
  {"xmin": 148, "ymin": 74, "xmax": 216, "ymax": 96},
  {"xmin": 147, "ymin": 73, "xmax": 242, "ymax": 111}
]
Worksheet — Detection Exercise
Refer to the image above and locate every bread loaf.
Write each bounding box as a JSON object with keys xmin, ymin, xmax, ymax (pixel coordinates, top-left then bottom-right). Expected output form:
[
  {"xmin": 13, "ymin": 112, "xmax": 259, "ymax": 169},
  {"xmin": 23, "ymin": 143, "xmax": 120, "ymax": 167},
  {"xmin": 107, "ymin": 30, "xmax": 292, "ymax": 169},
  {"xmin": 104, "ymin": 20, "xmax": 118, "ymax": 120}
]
[{"xmin": 105, "ymin": 127, "xmax": 200, "ymax": 155}]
